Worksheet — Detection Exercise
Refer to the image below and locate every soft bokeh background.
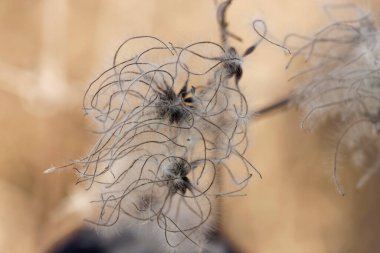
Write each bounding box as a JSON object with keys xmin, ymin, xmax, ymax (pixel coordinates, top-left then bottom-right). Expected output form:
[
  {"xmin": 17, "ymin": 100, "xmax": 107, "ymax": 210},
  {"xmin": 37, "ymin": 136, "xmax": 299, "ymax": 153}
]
[{"xmin": 1, "ymin": 0, "xmax": 380, "ymax": 252}]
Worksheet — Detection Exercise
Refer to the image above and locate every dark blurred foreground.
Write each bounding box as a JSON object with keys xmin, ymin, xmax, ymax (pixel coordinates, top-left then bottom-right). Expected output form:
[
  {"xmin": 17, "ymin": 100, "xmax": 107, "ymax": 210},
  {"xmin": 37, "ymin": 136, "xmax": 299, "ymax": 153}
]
[{"xmin": 50, "ymin": 228, "xmax": 239, "ymax": 253}]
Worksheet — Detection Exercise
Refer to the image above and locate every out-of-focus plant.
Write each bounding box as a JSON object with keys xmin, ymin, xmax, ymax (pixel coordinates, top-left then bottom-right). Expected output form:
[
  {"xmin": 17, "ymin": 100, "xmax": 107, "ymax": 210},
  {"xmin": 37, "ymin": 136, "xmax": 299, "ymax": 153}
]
[{"xmin": 284, "ymin": 5, "xmax": 380, "ymax": 195}]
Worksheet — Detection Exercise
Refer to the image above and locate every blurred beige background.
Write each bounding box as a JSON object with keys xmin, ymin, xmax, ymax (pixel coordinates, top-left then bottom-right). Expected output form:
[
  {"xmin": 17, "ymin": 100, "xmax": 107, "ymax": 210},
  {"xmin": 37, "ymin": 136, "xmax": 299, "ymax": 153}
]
[{"xmin": 1, "ymin": 0, "xmax": 380, "ymax": 252}]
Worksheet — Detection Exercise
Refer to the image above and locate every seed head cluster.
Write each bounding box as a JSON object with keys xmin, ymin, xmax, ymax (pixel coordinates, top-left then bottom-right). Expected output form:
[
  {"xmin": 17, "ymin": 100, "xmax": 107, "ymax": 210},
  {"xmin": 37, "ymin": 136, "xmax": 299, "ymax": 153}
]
[{"xmin": 57, "ymin": 18, "xmax": 261, "ymax": 251}]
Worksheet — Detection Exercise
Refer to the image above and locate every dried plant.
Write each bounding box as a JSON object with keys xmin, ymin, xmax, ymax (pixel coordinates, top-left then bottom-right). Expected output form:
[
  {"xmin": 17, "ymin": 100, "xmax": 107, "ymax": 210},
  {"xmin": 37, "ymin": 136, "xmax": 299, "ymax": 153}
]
[
  {"xmin": 285, "ymin": 5, "xmax": 380, "ymax": 194},
  {"xmin": 46, "ymin": 0, "xmax": 265, "ymax": 251}
]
